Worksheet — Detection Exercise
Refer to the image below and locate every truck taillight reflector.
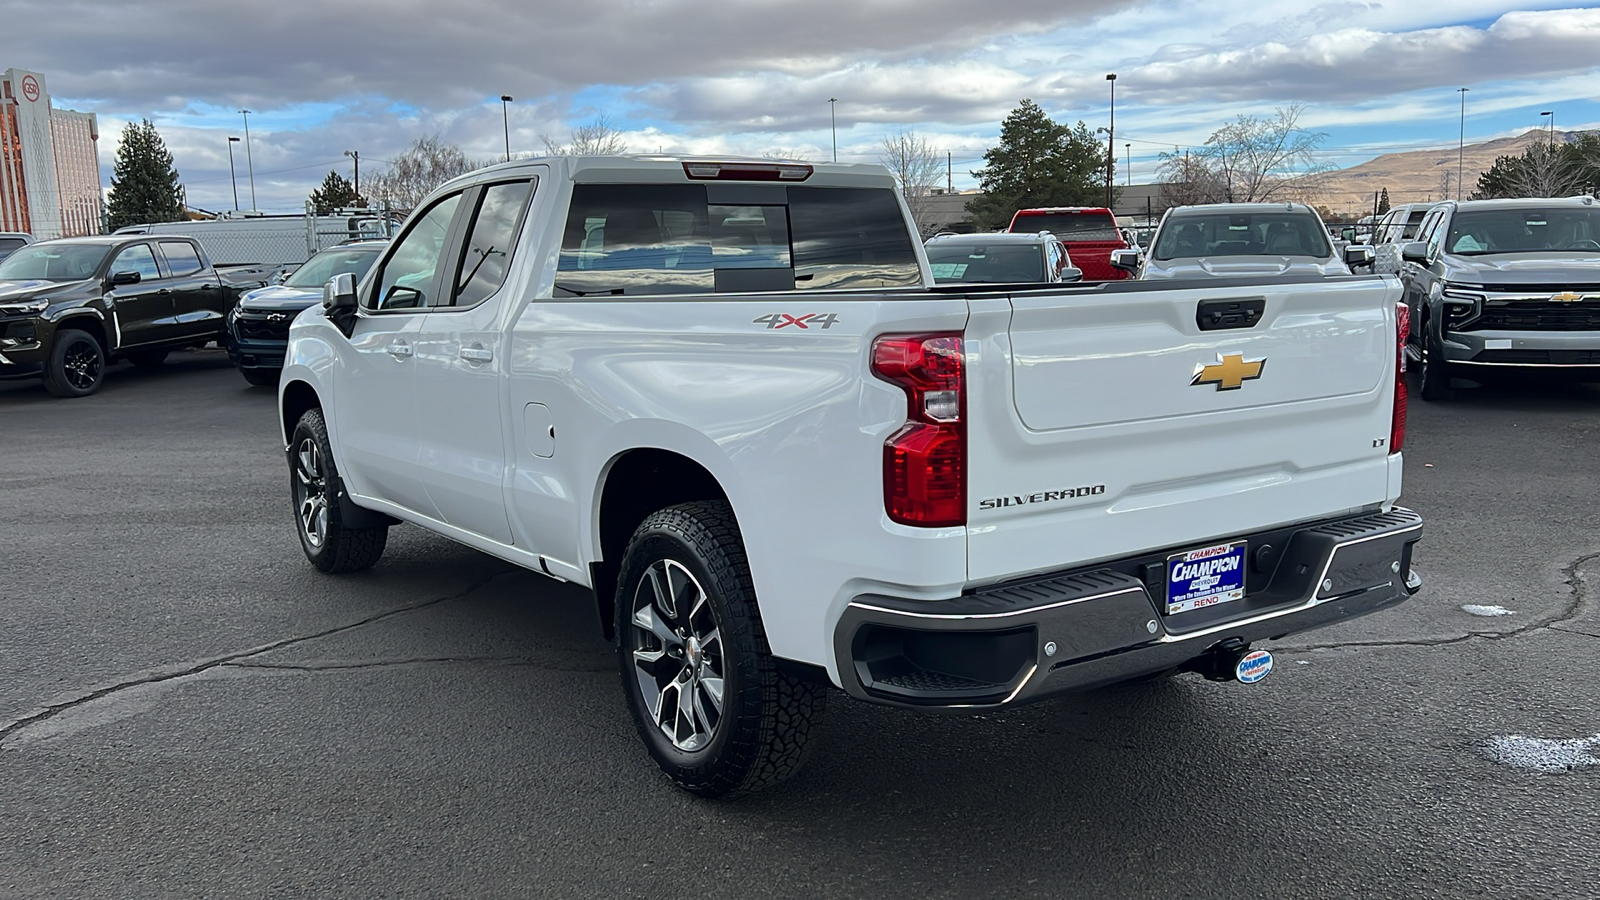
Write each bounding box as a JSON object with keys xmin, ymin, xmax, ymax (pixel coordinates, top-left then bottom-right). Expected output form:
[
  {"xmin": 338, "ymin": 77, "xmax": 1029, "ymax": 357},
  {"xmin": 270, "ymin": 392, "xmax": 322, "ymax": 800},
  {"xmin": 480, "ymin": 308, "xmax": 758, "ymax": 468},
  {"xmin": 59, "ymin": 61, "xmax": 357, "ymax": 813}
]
[
  {"xmin": 872, "ymin": 334, "xmax": 965, "ymax": 527},
  {"xmin": 1392, "ymin": 302, "xmax": 1409, "ymax": 454}
]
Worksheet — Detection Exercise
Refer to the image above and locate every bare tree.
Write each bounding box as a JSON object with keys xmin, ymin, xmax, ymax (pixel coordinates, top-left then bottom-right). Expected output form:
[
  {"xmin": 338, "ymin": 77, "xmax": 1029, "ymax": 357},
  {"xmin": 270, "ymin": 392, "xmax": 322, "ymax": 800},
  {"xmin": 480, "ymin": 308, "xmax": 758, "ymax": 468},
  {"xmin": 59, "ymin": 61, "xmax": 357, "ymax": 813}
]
[
  {"xmin": 542, "ymin": 115, "xmax": 628, "ymax": 156},
  {"xmin": 1158, "ymin": 105, "xmax": 1329, "ymax": 205},
  {"xmin": 1508, "ymin": 140, "xmax": 1588, "ymax": 197},
  {"xmin": 878, "ymin": 130, "xmax": 944, "ymax": 235},
  {"xmin": 364, "ymin": 134, "xmax": 481, "ymax": 213}
]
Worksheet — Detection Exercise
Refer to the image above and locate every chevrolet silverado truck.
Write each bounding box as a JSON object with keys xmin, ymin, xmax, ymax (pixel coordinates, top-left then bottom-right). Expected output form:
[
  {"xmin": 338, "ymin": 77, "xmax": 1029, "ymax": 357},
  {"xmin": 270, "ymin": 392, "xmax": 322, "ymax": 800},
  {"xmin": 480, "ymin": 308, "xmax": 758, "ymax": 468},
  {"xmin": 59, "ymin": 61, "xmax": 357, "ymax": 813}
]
[
  {"xmin": 278, "ymin": 156, "xmax": 1423, "ymax": 796},
  {"xmin": 0, "ymin": 235, "xmax": 268, "ymax": 397}
]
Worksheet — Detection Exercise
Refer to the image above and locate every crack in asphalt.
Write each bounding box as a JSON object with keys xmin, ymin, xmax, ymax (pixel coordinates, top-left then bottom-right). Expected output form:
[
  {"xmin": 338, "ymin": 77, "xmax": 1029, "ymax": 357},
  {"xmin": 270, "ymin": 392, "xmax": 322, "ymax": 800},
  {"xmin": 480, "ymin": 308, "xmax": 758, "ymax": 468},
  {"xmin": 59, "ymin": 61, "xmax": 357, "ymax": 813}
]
[
  {"xmin": 0, "ymin": 571, "xmax": 512, "ymax": 748},
  {"xmin": 1285, "ymin": 550, "xmax": 1600, "ymax": 654}
]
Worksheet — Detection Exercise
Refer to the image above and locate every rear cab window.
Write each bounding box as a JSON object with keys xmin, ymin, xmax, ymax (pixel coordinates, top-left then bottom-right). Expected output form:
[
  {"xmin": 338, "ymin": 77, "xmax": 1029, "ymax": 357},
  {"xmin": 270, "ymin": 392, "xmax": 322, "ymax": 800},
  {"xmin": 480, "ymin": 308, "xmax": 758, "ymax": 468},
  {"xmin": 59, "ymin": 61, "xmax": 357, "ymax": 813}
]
[{"xmin": 555, "ymin": 183, "xmax": 919, "ymax": 296}]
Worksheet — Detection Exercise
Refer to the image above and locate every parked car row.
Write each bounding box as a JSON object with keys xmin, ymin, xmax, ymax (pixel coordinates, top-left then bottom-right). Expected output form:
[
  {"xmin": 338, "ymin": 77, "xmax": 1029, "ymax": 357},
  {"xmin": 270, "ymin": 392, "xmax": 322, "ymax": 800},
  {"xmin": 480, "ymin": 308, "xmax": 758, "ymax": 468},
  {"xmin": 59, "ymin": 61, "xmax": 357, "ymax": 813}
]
[
  {"xmin": 0, "ymin": 235, "xmax": 269, "ymax": 397},
  {"xmin": 0, "ymin": 234, "xmax": 388, "ymax": 397}
]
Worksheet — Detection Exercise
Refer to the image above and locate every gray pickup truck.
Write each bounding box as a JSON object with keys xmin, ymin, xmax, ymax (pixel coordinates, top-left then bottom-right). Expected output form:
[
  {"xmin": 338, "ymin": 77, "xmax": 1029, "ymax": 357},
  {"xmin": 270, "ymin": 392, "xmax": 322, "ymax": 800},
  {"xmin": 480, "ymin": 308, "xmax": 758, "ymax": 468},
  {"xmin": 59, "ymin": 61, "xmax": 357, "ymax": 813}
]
[
  {"xmin": 1400, "ymin": 196, "xmax": 1600, "ymax": 400},
  {"xmin": 0, "ymin": 235, "xmax": 268, "ymax": 397}
]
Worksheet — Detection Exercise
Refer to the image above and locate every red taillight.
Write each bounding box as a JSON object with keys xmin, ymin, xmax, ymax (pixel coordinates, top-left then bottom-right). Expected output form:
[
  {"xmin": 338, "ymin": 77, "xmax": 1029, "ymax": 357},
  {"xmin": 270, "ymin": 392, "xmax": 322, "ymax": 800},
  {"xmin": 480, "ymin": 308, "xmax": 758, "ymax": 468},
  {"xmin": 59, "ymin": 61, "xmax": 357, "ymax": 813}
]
[
  {"xmin": 872, "ymin": 333, "xmax": 965, "ymax": 527},
  {"xmin": 1391, "ymin": 302, "xmax": 1409, "ymax": 454}
]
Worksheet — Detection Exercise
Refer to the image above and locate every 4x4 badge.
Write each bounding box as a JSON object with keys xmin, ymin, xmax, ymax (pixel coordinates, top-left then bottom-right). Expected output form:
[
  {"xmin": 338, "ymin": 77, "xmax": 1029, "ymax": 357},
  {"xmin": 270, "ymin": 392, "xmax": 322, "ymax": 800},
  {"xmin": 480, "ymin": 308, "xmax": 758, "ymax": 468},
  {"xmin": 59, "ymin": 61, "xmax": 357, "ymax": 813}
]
[{"xmin": 1192, "ymin": 353, "xmax": 1266, "ymax": 391}]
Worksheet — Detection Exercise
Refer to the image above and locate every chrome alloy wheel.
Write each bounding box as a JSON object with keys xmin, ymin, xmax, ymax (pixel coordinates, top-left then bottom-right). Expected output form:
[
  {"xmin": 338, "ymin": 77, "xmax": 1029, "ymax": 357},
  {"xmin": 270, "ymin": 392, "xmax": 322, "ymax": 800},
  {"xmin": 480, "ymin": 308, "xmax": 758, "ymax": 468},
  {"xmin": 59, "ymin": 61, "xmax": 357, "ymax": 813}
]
[
  {"xmin": 292, "ymin": 437, "xmax": 329, "ymax": 548},
  {"xmin": 628, "ymin": 559, "xmax": 725, "ymax": 752},
  {"xmin": 61, "ymin": 337, "xmax": 101, "ymax": 390}
]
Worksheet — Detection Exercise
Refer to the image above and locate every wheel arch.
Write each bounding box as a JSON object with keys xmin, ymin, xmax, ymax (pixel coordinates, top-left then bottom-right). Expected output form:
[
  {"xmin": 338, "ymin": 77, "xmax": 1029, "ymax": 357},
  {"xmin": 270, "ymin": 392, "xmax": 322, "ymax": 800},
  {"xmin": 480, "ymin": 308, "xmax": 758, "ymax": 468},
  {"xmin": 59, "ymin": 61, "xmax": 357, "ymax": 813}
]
[
  {"xmin": 52, "ymin": 313, "xmax": 107, "ymax": 352},
  {"xmin": 280, "ymin": 379, "xmax": 321, "ymax": 446},
  {"xmin": 590, "ymin": 447, "xmax": 735, "ymax": 642}
]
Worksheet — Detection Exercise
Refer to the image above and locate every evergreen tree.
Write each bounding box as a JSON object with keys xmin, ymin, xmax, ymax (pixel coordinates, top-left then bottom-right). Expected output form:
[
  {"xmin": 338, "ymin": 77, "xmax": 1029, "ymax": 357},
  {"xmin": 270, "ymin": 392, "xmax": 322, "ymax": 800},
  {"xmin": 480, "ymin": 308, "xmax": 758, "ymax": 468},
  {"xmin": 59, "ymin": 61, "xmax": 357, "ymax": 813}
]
[
  {"xmin": 105, "ymin": 119, "xmax": 185, "ymax": 230},
  {"xmin": 308, "ymin": 170, "xmax": 361, "ymax": 214},
  {"xmin": 1377, "ymin": 188, "xmax": 1391, "ymax": 215},
  {"xmin": 965, "ymin": 100, "xmax": 1111, "ymax": 230}
]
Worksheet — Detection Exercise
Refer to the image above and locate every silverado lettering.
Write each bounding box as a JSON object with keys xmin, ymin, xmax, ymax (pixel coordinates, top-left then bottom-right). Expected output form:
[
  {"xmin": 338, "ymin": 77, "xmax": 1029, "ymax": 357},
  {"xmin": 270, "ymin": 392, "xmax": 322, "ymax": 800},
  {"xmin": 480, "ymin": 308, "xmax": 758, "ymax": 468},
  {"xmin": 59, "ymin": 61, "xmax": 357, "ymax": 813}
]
[{"xmin": 979, "ymin": 485, "xmax": 1106, "ymax": 510}]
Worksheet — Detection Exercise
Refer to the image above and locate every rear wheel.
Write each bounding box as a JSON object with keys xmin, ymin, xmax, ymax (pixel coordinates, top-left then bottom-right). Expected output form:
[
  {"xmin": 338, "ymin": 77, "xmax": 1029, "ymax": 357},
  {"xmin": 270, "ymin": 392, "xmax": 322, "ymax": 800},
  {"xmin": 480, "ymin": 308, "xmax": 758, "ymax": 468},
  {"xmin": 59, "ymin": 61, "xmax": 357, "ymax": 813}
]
[
  {"xmin": 616, "ymin": 501, "xmax": 826, "ymax": 797},
  {"xmin": 289, "ymin": 408, "xmax": 388, "ymax": 573},
  {"xmin": 1418, "ymin": 321, "xmax": 1455, "ymax": 402},
  {"xmin": 42, "ymin": 329, "xmax": 104, "ymax": 398},
  {"xmin": 125, "ymin": 349, "xmax": 168, "ymax": 367}
]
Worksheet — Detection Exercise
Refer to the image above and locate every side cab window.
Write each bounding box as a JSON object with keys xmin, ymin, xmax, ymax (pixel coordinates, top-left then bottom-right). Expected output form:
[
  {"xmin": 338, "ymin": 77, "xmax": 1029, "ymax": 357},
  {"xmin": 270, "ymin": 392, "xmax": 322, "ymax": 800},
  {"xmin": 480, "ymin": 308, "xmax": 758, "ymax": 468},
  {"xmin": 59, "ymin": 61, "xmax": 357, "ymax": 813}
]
[
  {"xmin": 158, "ymin": 240, "xmax": 204, "ymax": 277},
  {"xmin": 448, "ymin": 179, "xmax": 536, "ymax": 308},
  {"xmin": 1420, "ymin": 210, "xmax": 1447, "ymax": 260},
  {"xmin": 110, "ymin": 244, "xmax": 161, "ymax": 282},
  {"xmin": 367, "ymin": 192, "xmax": 466, "ymax": 311}
]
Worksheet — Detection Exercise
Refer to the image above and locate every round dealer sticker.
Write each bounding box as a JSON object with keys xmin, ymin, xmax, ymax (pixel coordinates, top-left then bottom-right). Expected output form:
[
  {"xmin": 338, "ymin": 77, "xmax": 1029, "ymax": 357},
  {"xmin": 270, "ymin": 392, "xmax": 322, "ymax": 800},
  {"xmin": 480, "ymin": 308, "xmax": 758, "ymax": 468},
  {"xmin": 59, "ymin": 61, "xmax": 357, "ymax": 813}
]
[
  {"xmin": 1235, "ymin": 649, "xmax": 1273, "ymax": 684},
  {"xmin": 21, "ymin": 75, "xmax": 40, "ymax": 102}
]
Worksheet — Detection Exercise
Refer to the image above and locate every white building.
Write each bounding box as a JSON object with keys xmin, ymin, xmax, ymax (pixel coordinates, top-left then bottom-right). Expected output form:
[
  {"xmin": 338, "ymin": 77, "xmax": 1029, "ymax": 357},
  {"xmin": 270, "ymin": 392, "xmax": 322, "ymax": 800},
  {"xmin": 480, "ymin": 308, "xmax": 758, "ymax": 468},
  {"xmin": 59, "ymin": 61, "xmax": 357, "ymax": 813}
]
[{"xmin": 0, "ymin": 68, "xmax": 102, "ymax": 239}]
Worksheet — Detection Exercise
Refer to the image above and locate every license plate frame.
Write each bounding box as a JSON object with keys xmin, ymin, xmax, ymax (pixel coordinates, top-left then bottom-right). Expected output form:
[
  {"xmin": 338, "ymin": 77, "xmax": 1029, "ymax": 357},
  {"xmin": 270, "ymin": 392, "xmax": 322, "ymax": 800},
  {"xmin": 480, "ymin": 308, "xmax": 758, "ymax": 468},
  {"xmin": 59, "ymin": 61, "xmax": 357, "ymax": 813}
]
[{"xmin": 1164, "ymin": 541, "xmax": 1247, "ymax": 615}]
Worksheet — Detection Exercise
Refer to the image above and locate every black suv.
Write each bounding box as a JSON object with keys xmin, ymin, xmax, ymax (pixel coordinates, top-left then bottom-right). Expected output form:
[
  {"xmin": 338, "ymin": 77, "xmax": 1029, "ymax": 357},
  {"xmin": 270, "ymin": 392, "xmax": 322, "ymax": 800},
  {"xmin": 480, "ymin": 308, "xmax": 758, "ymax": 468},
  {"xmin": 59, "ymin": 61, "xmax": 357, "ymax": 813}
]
[{"xmin": 1399, "ymin": 196, "xmax": 1600, "ymax": 400}]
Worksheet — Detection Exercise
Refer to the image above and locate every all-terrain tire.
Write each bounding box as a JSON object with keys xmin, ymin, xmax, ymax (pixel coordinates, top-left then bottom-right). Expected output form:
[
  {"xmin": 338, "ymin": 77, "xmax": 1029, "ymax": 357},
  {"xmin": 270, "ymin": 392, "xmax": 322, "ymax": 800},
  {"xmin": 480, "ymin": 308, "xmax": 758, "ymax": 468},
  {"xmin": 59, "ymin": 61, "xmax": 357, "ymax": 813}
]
[
  {"xmin": 42, "ymin": 329, "xmax": 105, "ymax": 398},
  {"xmin": 288, "ymin": 407, "xmax": 388, "ymax": 573},
  {"xmin": 615, "ymin": 501, "xmax": 826, "ymax": 797}
]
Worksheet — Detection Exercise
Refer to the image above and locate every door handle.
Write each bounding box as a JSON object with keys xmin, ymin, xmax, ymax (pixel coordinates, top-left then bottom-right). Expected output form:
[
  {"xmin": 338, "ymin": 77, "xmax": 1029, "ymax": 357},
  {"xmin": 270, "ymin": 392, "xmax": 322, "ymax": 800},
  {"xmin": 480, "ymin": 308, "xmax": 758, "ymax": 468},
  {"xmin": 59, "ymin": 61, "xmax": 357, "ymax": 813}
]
[
  {"xmin": 157, "ymin": 288, "xmax": 173, "ymax": 295},
  {"xmin": 459, "ymin": 345, "xmax": 493, "ymax": 363},
  {"xmin": 386, "ymin": 340, "xmax": 413, "ymax": 359}
]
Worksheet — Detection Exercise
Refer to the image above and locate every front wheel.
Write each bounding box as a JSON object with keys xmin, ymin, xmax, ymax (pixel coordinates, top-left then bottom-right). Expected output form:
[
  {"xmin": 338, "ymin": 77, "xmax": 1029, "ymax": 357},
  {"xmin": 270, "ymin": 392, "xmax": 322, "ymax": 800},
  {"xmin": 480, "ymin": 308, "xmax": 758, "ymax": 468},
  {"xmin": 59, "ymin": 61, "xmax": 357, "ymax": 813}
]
[
  {"xmin": 288, "ymin": 408, "xmax": 388, "ymax": 573},
  {"xmin": 42, "ymin": 329, "xmax": 105, "ymax": 398},
  {"xmin": 1417, "ymin": 323, "xmax": 1455, "ymax": 402},
  {"xmin": 616, "ymin": 501, "xmax": 826, "ymax": 797}
]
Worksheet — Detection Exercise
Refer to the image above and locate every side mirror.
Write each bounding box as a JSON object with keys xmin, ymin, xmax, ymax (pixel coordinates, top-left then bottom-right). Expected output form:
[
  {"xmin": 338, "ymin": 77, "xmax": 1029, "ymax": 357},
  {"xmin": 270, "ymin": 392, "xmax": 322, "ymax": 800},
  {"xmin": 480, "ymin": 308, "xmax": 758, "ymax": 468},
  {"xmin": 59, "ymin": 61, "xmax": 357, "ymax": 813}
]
[
  {"xmin": 1343, "ymin": 245, "xmax": 1375, "ymax": 269},
  {"xmin": 1108, "ymin": 248, "xmax": 1141, "ymax": 272},
  {"xmin": 1400, "ymin": 241, "xmax": 1430, "ymax": 265},
  {"xmin": 109, "ymin": 270, "xmax": 141, "ymax": 286},
  {"xmin": 323, "ymin": 272, "xmax": 358, "ymax": 338},
  {"xmin": 1060, "ymin": 266, "xmax": 1084, "ymax": 283}
]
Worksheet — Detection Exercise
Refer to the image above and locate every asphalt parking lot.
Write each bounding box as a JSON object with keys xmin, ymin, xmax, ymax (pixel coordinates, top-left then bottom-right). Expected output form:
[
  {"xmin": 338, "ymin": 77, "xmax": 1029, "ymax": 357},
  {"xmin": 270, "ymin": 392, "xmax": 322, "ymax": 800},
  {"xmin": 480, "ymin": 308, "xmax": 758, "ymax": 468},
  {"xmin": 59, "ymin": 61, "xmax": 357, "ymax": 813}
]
[{"xmin": 3, "ymin": 350, "xmax": 1599, "ymax": 899}]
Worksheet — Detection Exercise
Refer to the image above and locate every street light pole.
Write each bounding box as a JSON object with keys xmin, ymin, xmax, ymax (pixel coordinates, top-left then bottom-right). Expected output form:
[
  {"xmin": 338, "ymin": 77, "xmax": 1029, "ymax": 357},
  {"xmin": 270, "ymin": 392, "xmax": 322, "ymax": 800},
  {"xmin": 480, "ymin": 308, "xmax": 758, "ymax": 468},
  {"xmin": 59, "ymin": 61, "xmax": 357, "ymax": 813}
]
[
  {"xmin": 500, "ymin": 95, "xmax": 513, "ymax": 161},
  {"xmin": 1539, "ymin": 110, "xmax": 1554, "ymax": 147},
  {"xmin": 828, "ymin": 98, "xmax": 838, "ymax": 162},
  {"xmin": 344, "ymin": 149, "xmax": 360, "ymax": 204},
  {"xmin": 1125, "ymin": 143, "xmax": 1131, "ymax": 187},
  {"xmin": 1105, "ymin": 74, "xmax": 1117, "ymax": 209},
  {"xmin": 239, "ymin": 109, "xmax": 256, "ymax": 211},
  {"xmin": 1456, "ymin": 87, "xmax": 1469, "ymax": 201},
  {"xmin": 227, "ymin": 137, "xmax": 240, "ymax": 211}
]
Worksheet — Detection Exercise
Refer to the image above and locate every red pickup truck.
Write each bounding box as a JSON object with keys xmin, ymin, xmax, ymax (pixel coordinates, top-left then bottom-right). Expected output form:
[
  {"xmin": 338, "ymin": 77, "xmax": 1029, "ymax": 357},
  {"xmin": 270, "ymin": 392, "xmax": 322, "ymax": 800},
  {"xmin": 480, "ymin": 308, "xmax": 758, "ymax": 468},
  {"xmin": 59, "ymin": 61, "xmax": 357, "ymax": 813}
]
[{"xmin": 1008, "ymin": 207, "xmax": 1131, "ymax": 281}]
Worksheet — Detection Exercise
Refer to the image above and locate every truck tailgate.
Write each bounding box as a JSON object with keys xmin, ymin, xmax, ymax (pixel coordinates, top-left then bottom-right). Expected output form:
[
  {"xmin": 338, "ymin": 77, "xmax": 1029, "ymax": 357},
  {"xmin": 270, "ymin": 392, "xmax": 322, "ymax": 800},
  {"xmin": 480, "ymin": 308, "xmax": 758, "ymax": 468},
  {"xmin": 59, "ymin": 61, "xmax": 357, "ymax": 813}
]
[{"xmin": 964, "ymin": 277, "xmax": 1404, "ymax": 584}]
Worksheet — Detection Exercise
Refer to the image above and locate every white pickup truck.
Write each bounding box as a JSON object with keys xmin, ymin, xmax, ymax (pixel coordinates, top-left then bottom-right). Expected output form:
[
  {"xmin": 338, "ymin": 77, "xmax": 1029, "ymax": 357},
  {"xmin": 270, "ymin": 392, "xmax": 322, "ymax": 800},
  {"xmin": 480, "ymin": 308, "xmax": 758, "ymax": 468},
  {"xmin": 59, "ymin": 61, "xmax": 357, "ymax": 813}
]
[{"xmin": 278, "ymin": 156, "xmax": 1423, "ymax": 796}]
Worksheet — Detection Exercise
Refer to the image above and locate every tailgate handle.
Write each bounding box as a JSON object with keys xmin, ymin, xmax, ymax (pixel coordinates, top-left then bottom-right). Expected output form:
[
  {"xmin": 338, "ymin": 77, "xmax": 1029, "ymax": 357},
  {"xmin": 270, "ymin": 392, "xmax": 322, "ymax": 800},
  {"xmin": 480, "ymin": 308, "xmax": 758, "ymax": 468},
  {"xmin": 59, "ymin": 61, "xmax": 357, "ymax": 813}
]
[{"xmin": 1197, "ymin": 297, "xmax": 1266, "ymax": 331}]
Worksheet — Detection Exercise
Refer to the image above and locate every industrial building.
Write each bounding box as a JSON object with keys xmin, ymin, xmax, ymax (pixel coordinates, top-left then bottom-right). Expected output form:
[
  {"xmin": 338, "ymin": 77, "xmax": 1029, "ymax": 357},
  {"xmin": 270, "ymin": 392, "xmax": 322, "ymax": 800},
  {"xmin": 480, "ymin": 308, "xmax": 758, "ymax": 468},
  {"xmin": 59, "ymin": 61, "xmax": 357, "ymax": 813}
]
[{"xmin": 1, "ymin": 68, "xmax": 102, "ymax": 239}]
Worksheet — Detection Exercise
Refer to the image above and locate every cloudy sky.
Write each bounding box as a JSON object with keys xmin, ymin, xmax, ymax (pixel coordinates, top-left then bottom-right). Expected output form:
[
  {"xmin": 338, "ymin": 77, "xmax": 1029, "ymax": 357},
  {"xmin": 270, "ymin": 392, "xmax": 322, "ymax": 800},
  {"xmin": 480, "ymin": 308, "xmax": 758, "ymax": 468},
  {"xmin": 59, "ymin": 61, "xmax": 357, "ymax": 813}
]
[{"xmin": 9, "ymin": 0, "xmax": 1599, "ymax": 214}]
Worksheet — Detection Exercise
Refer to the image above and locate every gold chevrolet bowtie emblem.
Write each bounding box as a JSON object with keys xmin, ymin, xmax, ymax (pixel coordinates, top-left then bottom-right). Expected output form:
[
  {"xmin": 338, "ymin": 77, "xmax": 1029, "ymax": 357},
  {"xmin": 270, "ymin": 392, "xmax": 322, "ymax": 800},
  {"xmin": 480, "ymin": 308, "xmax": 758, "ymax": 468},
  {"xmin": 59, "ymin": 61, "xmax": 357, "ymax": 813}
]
[
  {"xmin": 1550, "ymin": 291, "xmax": 1584, "ymax": 303},
  {"xmin": 1192, "ymin": 353, "xmax": 1266, "ymax": 390}
]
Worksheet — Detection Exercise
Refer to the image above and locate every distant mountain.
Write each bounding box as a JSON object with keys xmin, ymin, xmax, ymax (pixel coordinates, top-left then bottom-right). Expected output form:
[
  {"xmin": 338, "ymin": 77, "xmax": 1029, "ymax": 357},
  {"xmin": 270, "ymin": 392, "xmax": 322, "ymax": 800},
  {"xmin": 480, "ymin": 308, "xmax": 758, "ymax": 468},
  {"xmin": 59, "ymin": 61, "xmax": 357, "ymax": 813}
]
[{"xmin": 1302, "ymin": 129, "xmax": 1587, "ymax": 216}]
